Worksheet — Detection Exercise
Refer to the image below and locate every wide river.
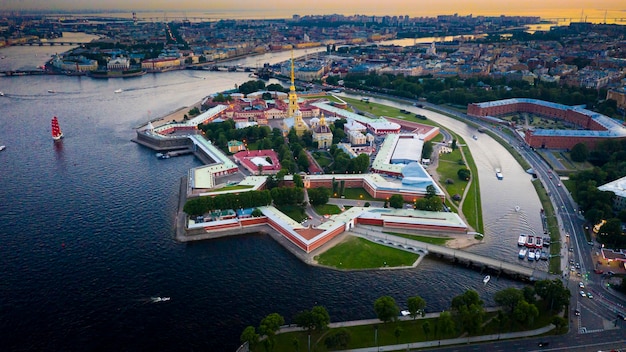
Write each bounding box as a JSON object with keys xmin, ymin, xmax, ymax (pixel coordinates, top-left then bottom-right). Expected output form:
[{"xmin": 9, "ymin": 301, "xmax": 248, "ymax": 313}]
[{"xmin": 0, "ymin": 38, "xmax": 542, "ymax": 351}]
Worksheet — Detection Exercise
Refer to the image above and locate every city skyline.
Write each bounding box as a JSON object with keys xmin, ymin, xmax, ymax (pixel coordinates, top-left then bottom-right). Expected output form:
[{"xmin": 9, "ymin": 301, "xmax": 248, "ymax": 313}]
[{"xmin": 1, "ymin": 0, "xmax": 625, "ymax": 21}]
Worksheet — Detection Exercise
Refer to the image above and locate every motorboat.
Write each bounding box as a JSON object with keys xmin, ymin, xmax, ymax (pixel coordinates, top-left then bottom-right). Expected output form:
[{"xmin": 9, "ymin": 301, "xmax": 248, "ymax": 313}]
[
  {"xmin": 496, "ymin": 169, "xmax": 503, "ymax": 180},
  {"xmin": 483, "ymin": 275, "xmax": 490, "ymax": 284},
  {"xmin": 48, "ymin": 90, "xmax": 56, "ymax": 93},
  {"xmin": 114, "ymin": 89, "xmax": 123, "ymax": 93},
  {"xmin": 517, "ymin": 234, "xmax": 527, "ymax": 246},
  {"xmin": 151, "ymin": 297, "xmax": 171, "ymax": 302},
  {"xmin": 525, "ymin": 235, "xmax": 534, "ymax": 248},
  {"xmin": 535, "ymin": 237, "xmax": 543, "ymax": 248},
  {"xmin": 156, "ymin": 152, "xmax": 170, "ymax": 159},
  {"xmin": 535, "ymin": 248, "xmax": 542, "ymax": 261},
  {"xmin": 540, "ymin": 250, "xmax": 548, "ymax": 261},
  {"xmin": 0, "ymin": 91, "xmax": 4, "ymax": 96},
  {"xmin": 0, "ymin": 145, "xmax": 5, "ymax": 151},
  {"xmin": 528, "ymin": 250, "xmax": 536, "ymax": 261},
  {"xmin": 518, "ymin": 248, "xmax": 527, "ymax": 259}
]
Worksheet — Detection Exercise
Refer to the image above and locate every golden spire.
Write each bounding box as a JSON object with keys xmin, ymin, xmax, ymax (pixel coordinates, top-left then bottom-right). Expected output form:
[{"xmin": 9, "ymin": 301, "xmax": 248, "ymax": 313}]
[{"xmin": 290, "ymin": 49, "xmax": 296, "ymax": 92}]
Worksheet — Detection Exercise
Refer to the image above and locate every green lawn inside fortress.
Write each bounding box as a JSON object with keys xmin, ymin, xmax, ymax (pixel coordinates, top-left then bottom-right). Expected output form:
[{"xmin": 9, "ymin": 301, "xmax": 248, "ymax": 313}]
[{"xmin": 314, "ymin": 236, "xmax": 419, "ymax": 269}]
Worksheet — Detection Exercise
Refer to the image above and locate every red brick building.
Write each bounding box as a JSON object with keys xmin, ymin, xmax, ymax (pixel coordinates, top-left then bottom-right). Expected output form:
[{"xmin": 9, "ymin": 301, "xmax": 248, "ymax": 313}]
[{"xmin": 467, "ymin": 98, "xmax": 626, "ymax": 149}]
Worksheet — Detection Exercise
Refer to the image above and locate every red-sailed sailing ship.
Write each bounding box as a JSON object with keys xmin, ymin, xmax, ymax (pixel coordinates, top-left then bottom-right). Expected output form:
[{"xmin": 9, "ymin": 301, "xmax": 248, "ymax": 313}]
[{"xmin": 51, "ymin": 116, "xmax": 64, "ymax": 141}]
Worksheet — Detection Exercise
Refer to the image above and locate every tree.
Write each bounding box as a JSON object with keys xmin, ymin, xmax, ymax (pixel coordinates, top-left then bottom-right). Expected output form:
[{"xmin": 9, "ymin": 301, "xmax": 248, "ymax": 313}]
[
  {"xmin": 457, "ymin": 168, "xmax": 470, "ymax": 181},
  {"xmin": 294, "ymin": 310, "xmax": 315, "ymax": 332},
  {"xmin": 422, "ymin": 140, "xmax": 433, "ymax": 159},
  {"xmin": 251, "ymin": 208, "xmax": 263, "ymax": 217},
  {"xmin": 374, "ymin": 296, "xmax": 399, "ymax": 323},
  {"xmin": 240, "ymin": 326, "xmax": 259, "ymax": 348},
  {"xmin": 422, "ymin": 321, "xmax": 431, "ymax": 338},
  {"xmin": 407, "ymin": 295, "xmax": 426, "ymax": 319},
  {"xmin": 570, "ymin": 142, "xmax": 589, "ymax": 162},
  {"xmin": 293, "ymin": 173, "xmax": 304, "ymax": 188},
  {"xmin": 310, "ymin": 305, "xmax": 330, "ymax": 331},
  {"xmin": 494, "ymin": 287, "xmax": 524, "ymax": 314},
  {"xmin": 258, "ymin": 313, "xmax": 284, "ymax": 350},
  {"xmin": 436, "ymin": 311, "xmax": 455, "ymax": 338},
  {"xmin": 451, "ymin": 139, "xmax": 457, "ymax": 150},
  {"xmin": 451, "ymin": 290, "xmax": 484, "ymax": 334},
  {"xmin": 308, "ymin": 187, "xmax": 330, "ymax": 206},
  {"xmin": 534, "ymin": 279, "xmax": 571, "ymax": 312},
  {"xmin": 513, "ymin": 299, "xmax": 539, "ymax": 326},
  {"xmin": 324, "ymin": 328, "xmax": 351, "ymax": 349},
  {"xmin": 389, "ymin": 194, "xmax": 404, "ymax": 209},
  {"xmin": 394, "ymin": 326, "xmax": 403, "ymax": 343}
]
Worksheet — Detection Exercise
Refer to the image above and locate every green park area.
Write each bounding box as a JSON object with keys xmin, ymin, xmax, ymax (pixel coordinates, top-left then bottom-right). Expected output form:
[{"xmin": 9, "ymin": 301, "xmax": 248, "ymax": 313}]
[
  {"xmin": 248, "ymin": 282, "xmax": 569, "ymax": 352},
  {"xmin": 216, "ymin": 184, "xmax": 254, "ymax": 192},
  {"xmin": 383, "ymin": 231, "xmax": 451, "ymax": 246},
  {"xmin": 276, "ymin": 205, "xmax": 308, "ymax": 222},
  {"xmin": 341, "ymin": 97, "xmax": 437, "ymax": 126},
  {"xmin": 313, "ymin": 204, "xmax": 341, "ymax": 216},
  {"xmin": 339, "ymin": 187, "xmax": 377, "ymax": 201},
  {"xmin": 314, "ymin": 236, "xmax": 419, "ymax": 269}
]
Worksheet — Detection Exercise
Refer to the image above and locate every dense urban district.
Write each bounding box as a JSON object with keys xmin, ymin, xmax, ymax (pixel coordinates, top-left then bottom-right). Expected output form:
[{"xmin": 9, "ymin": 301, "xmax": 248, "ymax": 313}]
[{"xmin": 4, "ymin": 11, "xmax": 626, "ymax": 352}]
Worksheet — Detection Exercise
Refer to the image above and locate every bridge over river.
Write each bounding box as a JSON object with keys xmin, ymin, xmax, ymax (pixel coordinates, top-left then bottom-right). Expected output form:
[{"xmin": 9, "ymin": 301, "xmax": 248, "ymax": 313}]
[{"xmin": 348, "ymin": 226, "xmax": 555, "ymax": 281}]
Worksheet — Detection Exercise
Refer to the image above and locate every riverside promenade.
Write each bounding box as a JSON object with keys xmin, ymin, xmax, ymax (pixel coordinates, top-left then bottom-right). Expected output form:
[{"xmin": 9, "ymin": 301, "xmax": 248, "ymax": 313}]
[{"xmin": 275, "ymin": 309, "xmax": 555, "ymax": 352}]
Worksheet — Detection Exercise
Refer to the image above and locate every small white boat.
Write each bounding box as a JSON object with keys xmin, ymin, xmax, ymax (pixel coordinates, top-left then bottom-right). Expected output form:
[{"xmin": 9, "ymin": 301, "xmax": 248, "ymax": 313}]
[
  {"xmin": 47, "ymin": 90, "xmax": 56, "ymax": 93},
  {"xmin": 400, "ymin": 310, "xmax": 410, "ymax": 316},
  {"xmin": 0, "ymin": 145, "xmax": 5, "ymax": 151},
  {"xmin": 0, "ymin": 91, "xmax": 4, "ymax": 96},
  {"xmin": 151, "ymin": 297, "xmax": 171, "ymax": 303},
  {"xmin": 483, "ymin": 275, "xmax": 490, "ymax": 284},
  {"xmin": 114, "ymin": 89, "xmax": 123, "ymax": 93},
  {"xmin": 528, "ymin": 250, "xmax": 536, "ymax": 261},
  {"xmin": 517, "ymin": 234, "xmax": 527, "ymax": 246}
]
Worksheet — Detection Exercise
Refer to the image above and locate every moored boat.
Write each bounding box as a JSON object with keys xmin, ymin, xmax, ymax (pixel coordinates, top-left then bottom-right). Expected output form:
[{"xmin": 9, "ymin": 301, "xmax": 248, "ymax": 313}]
[
  {"xmin": 517, "ymin": 234, "xmax": 527, "ymax": 246},
  {"xmin": 51, "ymin": 116, "xmax": 63, "ymax": 141},
  {"xmin": 528, "ymin": 250, "xmax": 535, "ymax": 261},
  {"xmin": 535, "ymin": 237, "xmax": 543, "ymax": 248},
  {"xmin": 483, "ymin": 275, "xmax": 490, "ymax": 284},
  {"xmin": 525, "ymin": 235, "xmax": 534, "ymax": 248},
  {"xmin": 0, "ymin": 145, "xmax": 5, "ymax": 151},
  {"xmin": 518, "ymin": 248, "xmax": 527, "ymax": 259},
  {"xmin": 114, "ymin": 88, "xmax": 123, "ymax": 93}
]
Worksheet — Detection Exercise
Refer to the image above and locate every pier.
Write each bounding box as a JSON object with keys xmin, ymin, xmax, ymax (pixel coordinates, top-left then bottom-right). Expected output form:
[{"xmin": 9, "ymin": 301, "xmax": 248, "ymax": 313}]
[{"xmin": 351, "ymin": 226, "xmax": 555, "ymax": 281}]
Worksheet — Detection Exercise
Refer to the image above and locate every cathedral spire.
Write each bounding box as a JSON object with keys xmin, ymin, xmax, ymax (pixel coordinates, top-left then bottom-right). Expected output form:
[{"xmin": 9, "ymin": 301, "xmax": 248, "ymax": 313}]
[{"xmin": 290, "ymin": 49, "xmax": 296, "ymax": 92}]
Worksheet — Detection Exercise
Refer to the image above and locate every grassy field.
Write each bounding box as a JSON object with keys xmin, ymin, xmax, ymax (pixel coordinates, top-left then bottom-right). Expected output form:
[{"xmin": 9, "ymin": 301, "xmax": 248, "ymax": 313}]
[
  {"xmin": 314, "ymin": 204, "xmax": 342, "ymax": 215},
  {"xmin": 341, "ymin": 97, "xmax": 438, "ymax": 127},
  {"xmin": 339, "ymin": 187, "xmax": 378, "ymax": 201},
  {"xmin": 314, "ymin": 236, "xmax": 419, "ymax": 269},
  {"xmin": 459, "ymin": 135, "xmax": 483, "ymax": 234},
  {"xmin": 436, "ymin": 149, "xmax": 469, "ymax": 203},
  {"xmin": 383, "ymin": 231, "xmax": 451, "ymax": 245},
  {"xmin": 275, "ymin": 205, "xmax": 307, "ymax": 222}
]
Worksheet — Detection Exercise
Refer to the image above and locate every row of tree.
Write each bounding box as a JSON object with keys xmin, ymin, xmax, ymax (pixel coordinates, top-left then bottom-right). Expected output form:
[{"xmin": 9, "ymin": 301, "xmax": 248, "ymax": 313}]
[
  {"xmin": 568, "ymin": 139, "xmax": 626, "ymax": 248},
  {"xmin": 183, "ymin": 190, "xmax": 272, "ymax": 216},
  {"xmin": 241, "ymin": 279, "xmax": 570, "ymax": 351}
]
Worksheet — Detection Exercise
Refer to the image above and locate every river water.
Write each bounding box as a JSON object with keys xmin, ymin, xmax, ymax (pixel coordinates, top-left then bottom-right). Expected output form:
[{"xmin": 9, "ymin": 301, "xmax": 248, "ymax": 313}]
[{"xmin": 1, "ymin": 38, "xmax": 538, "ymax": 351}]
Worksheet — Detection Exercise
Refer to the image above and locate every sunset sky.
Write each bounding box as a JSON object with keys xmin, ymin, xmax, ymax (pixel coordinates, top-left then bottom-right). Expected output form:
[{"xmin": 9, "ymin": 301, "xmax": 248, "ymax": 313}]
[{"xmin": 2, "ymin": 0, "xmax": 624, "ymax": 20}]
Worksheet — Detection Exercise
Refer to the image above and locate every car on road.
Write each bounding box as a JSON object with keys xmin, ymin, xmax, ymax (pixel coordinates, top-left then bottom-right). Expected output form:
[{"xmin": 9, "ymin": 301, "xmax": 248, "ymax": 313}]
[
  {"xmin": 579, "ymin": 282, "xmax": 585, "ymax": 288},
  {"xmin": 587, "ymin": 292, "xmax": 593, "ymax": 299},
  {"xmin": 575, "ymin": 263, "xmax": 581, "ymax": 269},
  {"xmin": 579, "ymin": 291, "xmax": 586, "ymax": 297},
  {"xmin": 538, "ymin": 341, "xmax": 550, "ymax": 347},
  {"xmin": 557, "ymin": 183, "xmax": 561, "ymax": 187},
  {"xmin": 574, "ymin": 309, "xmax": 580, "ymax": 316}
]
